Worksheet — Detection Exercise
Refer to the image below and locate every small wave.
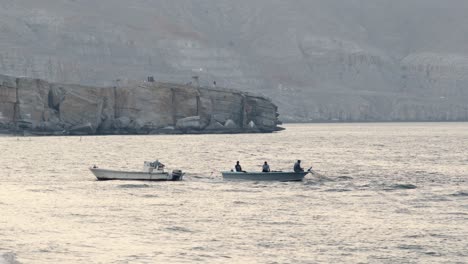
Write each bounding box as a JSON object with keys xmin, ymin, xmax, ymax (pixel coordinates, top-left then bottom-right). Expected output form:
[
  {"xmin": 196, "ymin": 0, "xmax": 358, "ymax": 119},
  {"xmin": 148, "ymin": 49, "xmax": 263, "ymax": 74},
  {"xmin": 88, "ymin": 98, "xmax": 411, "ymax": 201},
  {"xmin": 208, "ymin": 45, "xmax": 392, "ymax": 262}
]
[
  {"xmin": 257, "ymin": 242, "xmax": 275, "ymax": 248},
  {"xmin": 222, "ymin": 189, "xmax": 262, "ymax": 193},
  {"xmin": 27, "ymin": 188, "xmax": 55, "ymax": 193},
  {"xmin": 233, "ymin": 200, "xmax": 248, "ymax": 204},
  {"xmin": 324, "ymin": 188, "xmax": 352, "ymax": 192},
  {"xmin": 397, "ymin": 244, "xmax": 423, "ymax": 250},
  {"xmin": 302, "ymin": 182, "xmax": 322, "ymax": 189},
  {"xmin": 141, "ymin": 194, "xmax": 159, "ymax": 198},
  {"xmin": 252, "ymin": 183, "xmax": 270, "ymax": 188},
  {"xmin": 0, "ymin": 252, "xmax": 20, "ymax": 264},
  {"xmin": 263, "ymin": 221, "xmax": 305, "ymax": 226},
  {"xmin": 356, "ymin": 184, "xmax": 370, "ymax": 189},
  {"xmin": 395, "ymin": 208, "xmax": 411, "ymax": 214},
  {"xmin": 118, "ymin": 184, "xmax": 150, "ymax": 189},
  {"xmin": 165, "ymin": 226, "xmax": 193, "ymax": 233},
  {"xmin": 390, "ymin": 184, "xmax": 417, "ymax": 190},
  {"xmin": 336, "ymin": 176, "xmax": 353, "ymax": 180},
  {"xmin": 445, "ymin": 212, "xmax": 468, "ymax": 216},
  {"xmin": 191, "ymin": 246, "xmax": 206, "ymax": 251},
  {"xmin": 451, "ymin": 191, "xmax": 468, "ymax": 197},
  {"xmin": 424, "ymin": 251, "xmax": 441, "ymax": 256}
]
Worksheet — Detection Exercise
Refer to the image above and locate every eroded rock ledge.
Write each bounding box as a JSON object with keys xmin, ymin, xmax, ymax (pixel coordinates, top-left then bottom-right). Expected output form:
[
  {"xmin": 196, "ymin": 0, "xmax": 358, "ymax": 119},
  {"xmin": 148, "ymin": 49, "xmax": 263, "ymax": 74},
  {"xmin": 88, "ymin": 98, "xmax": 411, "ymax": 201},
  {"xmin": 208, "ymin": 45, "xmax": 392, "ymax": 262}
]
[{"xmin": 0, "ymin": 74, "xmax": 282, "ymax": 135}]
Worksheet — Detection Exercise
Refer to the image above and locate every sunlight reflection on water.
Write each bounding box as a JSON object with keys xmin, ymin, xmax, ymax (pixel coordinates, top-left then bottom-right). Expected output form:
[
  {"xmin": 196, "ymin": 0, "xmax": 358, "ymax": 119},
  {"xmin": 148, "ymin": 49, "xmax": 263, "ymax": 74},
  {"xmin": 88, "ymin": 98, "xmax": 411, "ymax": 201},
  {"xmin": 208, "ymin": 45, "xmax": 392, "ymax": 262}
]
[{"xmin": 0, "ymin": 123, "xmax": 467, "ymax": 263}]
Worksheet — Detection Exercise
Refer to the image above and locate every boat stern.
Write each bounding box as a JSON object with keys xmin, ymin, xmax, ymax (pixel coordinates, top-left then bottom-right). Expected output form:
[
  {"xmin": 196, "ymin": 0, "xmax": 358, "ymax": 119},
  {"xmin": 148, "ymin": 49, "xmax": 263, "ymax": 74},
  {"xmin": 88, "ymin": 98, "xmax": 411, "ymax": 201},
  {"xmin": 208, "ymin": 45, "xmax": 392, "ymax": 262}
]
[{"xmin": 171, "ymin": 170, "xmax": 184, "ymax": 181}]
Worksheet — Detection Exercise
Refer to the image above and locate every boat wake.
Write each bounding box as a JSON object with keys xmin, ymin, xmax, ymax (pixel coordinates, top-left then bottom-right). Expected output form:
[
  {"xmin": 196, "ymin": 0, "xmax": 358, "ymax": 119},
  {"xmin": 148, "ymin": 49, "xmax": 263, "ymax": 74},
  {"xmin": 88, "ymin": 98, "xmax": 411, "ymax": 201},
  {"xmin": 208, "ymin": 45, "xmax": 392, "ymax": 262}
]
[{"xmin": 309, "ymin": 172, "xmax": 334, "ymax": 182}]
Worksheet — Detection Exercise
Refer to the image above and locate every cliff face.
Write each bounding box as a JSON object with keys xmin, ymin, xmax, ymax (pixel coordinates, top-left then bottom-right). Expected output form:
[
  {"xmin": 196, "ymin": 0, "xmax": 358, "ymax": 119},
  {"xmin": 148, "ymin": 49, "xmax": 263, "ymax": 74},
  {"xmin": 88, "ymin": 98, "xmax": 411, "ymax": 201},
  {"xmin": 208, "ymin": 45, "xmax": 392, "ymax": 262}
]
[
  {"xmin": 1, "ymin": 0, "xmax": 468, "ymax": 122},
  {"xmin": 0, "ymin": 74, "xmax": 280, "ymax": 134},
  {"xmin": 277, "ymin": 46, "xmax": 468, "ymax": 122}
]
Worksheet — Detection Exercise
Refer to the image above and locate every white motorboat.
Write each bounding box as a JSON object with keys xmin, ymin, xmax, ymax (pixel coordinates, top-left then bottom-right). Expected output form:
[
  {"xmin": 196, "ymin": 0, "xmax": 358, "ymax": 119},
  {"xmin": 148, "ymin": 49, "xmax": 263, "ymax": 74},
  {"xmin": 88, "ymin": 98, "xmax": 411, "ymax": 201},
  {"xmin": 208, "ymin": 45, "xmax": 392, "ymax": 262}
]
[{"xmin": 90, "ymin": 160, "xmax": 184, "ymax": 181}]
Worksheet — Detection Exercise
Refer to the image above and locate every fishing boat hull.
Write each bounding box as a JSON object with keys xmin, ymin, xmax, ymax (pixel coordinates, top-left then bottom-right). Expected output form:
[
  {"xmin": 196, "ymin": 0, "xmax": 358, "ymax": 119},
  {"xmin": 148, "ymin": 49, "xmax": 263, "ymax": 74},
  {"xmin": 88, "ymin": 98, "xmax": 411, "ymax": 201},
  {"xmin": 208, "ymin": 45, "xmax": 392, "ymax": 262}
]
[
  {"xmin": 221, "ymin": 171, "xmax": 308, "ymax": 181},
  {"xmin": 90, "ymin": 168, "xmax": 183, "ymax": 181}
]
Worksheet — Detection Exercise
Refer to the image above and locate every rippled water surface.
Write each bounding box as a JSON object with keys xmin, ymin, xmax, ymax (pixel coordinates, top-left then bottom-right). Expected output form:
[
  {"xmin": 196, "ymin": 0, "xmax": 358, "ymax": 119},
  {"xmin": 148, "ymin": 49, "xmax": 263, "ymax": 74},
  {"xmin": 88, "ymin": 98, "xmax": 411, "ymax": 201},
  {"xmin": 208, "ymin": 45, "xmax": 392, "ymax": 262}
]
[{"xmin": 1, "ymin": 123, "xmax": 467, "ymax": 263}]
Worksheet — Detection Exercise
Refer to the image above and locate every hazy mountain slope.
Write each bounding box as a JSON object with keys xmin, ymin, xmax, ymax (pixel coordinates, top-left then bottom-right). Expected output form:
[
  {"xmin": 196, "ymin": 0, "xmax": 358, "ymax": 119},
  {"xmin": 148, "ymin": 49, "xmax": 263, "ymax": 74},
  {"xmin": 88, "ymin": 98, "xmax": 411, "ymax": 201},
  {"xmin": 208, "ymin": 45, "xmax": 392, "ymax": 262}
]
[{"xmin": 1, "ymin": 0, "xmax": 468, "ymax": 121}]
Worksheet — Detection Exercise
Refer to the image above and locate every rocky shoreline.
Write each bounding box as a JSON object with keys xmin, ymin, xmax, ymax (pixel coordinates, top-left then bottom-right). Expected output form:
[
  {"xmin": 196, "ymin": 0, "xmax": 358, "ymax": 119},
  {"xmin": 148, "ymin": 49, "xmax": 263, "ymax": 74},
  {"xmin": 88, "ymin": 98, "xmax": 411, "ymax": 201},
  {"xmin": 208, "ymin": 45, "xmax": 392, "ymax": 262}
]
[{"xmin": 0, "ymin": 75, "xmax": 282, "ymax": 135}]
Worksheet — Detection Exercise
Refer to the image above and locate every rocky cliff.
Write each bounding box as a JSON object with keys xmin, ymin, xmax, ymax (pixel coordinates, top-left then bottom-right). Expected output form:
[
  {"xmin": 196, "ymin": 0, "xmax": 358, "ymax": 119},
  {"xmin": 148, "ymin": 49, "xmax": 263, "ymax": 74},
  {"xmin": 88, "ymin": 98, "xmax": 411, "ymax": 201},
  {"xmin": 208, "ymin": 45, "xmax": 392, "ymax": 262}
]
[
  {"xmin": 0, "ymin": 74, "xmax": 281, "ymax": 135},
  {"xmin": 1, "ymin": 0, "xmax": 468, "ymax": 122}
]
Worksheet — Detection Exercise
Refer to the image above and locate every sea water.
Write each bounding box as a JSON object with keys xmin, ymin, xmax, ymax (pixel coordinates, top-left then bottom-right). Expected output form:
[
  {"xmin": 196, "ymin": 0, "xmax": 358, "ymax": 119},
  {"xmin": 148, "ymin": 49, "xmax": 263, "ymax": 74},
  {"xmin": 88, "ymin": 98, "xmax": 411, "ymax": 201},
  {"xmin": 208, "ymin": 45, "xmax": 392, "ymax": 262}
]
[{"xmin": 0, "ymin": 123, "xmax": 467, "ymax": 263}]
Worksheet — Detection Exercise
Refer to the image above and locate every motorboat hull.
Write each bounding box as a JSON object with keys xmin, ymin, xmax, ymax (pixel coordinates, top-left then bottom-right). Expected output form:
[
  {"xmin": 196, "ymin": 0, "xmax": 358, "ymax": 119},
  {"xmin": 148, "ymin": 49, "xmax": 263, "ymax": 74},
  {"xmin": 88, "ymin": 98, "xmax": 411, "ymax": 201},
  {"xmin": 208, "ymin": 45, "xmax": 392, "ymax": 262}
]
[
  {"xmin": 90, "ymin": 168, "xmax": 183, "ymax": 181},
  {"xmin": 221, "ymin": 171, "xmax": 308, "ymax": 181}
]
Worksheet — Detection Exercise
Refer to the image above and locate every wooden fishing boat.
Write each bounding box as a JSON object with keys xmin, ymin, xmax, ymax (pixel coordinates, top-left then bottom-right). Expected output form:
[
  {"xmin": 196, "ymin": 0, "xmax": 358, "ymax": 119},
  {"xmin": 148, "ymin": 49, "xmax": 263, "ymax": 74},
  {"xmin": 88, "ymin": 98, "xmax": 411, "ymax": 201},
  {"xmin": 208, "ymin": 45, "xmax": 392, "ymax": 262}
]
[{"xmin": 221, "ymin": 170, "xmax": 309, "ymax": 181}]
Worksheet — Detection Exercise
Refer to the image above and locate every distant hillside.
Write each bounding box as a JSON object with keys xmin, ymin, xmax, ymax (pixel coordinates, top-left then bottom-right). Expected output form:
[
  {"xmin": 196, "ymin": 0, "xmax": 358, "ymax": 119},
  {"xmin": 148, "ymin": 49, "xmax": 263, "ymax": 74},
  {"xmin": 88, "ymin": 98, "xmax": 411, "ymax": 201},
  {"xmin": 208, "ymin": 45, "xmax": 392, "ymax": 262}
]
[{"xmin": 1, "ymin": 0, "xmax": 468, "ymax": 122}]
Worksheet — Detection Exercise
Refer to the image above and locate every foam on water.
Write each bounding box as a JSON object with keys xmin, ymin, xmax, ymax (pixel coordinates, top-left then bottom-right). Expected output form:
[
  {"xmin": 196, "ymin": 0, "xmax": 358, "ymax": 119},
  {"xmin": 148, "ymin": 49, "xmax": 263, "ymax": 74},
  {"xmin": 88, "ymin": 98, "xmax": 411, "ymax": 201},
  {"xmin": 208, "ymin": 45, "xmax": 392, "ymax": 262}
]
[{"xmin": 0, "ymin": 123, "xmax": 467, "ymax": 263}]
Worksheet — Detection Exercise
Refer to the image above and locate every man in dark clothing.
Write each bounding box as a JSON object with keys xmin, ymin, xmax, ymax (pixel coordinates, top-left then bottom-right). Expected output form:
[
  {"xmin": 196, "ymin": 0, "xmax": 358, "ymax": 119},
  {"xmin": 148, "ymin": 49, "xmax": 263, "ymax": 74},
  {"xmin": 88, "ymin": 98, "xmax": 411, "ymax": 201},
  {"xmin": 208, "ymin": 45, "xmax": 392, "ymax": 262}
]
[
  {"xmin": 294, "ymin": 160, "xmax": 304, "ymax": 172},
  {"xmin": 235, "ymin": 161, "xmax": 243, "ymax": 172},
  {"xmin": 262, "ymin": 161, "xmax": 270, "ymax": 172}
]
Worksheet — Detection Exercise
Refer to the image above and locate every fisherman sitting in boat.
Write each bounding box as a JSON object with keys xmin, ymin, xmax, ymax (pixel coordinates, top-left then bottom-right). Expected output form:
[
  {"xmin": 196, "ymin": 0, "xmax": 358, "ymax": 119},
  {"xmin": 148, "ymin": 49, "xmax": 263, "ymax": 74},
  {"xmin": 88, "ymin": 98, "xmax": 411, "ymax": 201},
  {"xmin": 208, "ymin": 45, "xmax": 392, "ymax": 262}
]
[
  {"xmin": 262, "ymin": 161, "xmax": 270, "ymax": 172},
  {"xmin": 235, "ymin": 161, "xmax": 243, "ymax": 172},
  {"xmin": 294, "ymin": 160, "xmax": 304, "ymax": 173}
]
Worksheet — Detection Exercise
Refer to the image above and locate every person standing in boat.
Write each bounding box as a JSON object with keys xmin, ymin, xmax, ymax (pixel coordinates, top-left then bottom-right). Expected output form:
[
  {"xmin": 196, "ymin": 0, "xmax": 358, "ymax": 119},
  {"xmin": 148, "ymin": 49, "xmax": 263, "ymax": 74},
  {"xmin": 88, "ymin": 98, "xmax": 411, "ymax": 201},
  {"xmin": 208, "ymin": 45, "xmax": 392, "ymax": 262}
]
[
  {"xmin": 294, "ymin": 160, "xmax": 304, "ymax": 172},
  {"xmin": 262, "ymin": 161, "xmax": 270, "ymax": 172},
  {"xmin": 152, "ymin": 160, "xmax": 165, "ymax": 170},
  {"xmin": 235, "ymin": 161, "xmax": 243, "ymax": 172}
]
